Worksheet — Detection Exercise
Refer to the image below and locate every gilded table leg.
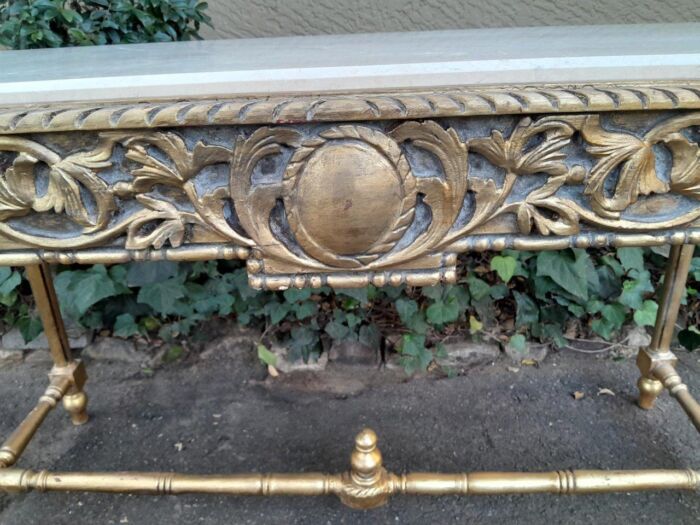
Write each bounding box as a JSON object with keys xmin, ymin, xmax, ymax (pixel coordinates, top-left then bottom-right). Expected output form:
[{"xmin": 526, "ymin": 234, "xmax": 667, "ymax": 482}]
[
  {"xmin": 24, "ymin": 263, "xmax": 89, "ymax": 425},
  {"xmin": 637, "ymin": 244, "xmax": 694, "ymax": 410}
]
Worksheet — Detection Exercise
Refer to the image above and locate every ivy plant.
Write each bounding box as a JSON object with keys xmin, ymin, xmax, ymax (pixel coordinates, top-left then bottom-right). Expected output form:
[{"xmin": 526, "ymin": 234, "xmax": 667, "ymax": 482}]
[
  {"xmin": 0, "ymin": 0, "xmax": 211, "ymax": 49},
  {"xmin": 0, "ymin": 247, "xmax": 698, "ymax": 375}
]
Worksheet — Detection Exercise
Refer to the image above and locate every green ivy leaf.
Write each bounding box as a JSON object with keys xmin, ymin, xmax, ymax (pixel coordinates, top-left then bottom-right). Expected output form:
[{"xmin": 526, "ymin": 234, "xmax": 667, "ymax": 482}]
[
  {"xmin": 292, "ymin": 300, "xmax": 317, "ymax": 320},
  {"xmin": 489, "ymin": 283, "xmax": 509, "ymax": 300},
  {"xmin": 400, "ymin": 334, "xmax": 424, "ymax": 356},
  {"xmin": 193, "ymin": 293, "xmax": 234, "ymax": 316},
  {"xmin": 288, "ymin": 325, "xmax": 320, "ymax": 361},
  {"xmin": 420, "ymin": 286, "xmax": 444, "ymax": 300},
  {"xmin": 514, "ymin": 291, "xmax": 539, "ymax": 328},
  {"xmin": 0, "ymin": 268, "xmax": 20, "ymax": 294},
  {"xmin": 137, "ymin": 278, "xmax": 187, "ymax": 315},
  {"xmin": 617, "ymin": 247, "xmax": 645, "ymax": 273},
  {"xmin": 586, "ymin": 299, "xmax": 604, "ymax": 314},
  {"xmin": 601, "ymin": 254, "xmax": 625, "ymax": 278},
  {"xmin": 595, "ymin": 265, "xmax": 622, "ymax": 300},
  {"xmin": 325, "ymin": 320, "xmax": 350, "ymax": 340},
  {"xmin": 0, "ymin": 269, "xmax": 21, "ymax": 306},
  {"xmin": 467, "ymin": 275, "xmax": 491, "ymax": 301},
  {"xmin": 601, "ymin": 303, "xmax": 627, "ymax": 326},
  {"xmin": 447, "ymin": 285, "xmax": 470, "ymax": 308},
  {"xmin": 508, "ymin": 334, "xmax": 527, "ymax": 353},
  {"xmin": 358, "ymin": 323, "xmax": 381, "ymax": 349},
  {"xmin": 618, "ymin": 270, "xmax": 654, "ymax": 309},
  {"xmin": 469, "ymin": 315, "xmax": 483, "ymax": 334},
  {"xmin": 532, "ymin": 275, "xmax": 559, "ymax": 300},
  {"xmin": 633, "ymin": 300, "xmax": 658, "ymax": 327},
  {"xmin": 679, "ymin": 326, "xmax": 700, "ymax": 351},
  {"xmin": 539, "ymin": 323, "xmax": 567, "ymax": 348},
  {"xmin": 126, "ymin": 261, "xmax": 178, "ymax": 286},
  {"xmin": 395, "ymin": 298, "xmax": 418, "ymax": 324},
  {"xmin": 567, "ymin": 303, "xmax": 585, "ymax": 317},
  {"xmin": 55, "ymin": 265, "xmax": 121, "ymax": 319},
  {"xmin": 407, "ymin": 312, "xmax": 429, "ymax": 335},
  {"xmin": 536, "ymin": 250, "xmax": 589, "ymax": 300},
  {"xmin": 426, "ymin": 298, "xmax": 459, "ymax": 327},
  {"xmin": 691, "ymin": 257, "xmax": 700, "ymax": 281},
  {"xmin": 264, "ymin": 301, "xmax": 291, "ymax": 324},
  {"xmin": 650, "ymin": 245, "xmax": 671, "ymax": 258},
  {"xmin": 382, "ymin": 285, "xmax": 405, "ymax": 300},
  {"xmin": 18, "ymin": 314, "xmax": 43, "ymax": 344},
  {"xmin": 490, "ymin": 255, "xmax": 517, "ymax": 282},
  {"xmin": 345, "ymin": 313, "xmax": 362, "ymax": 328},
  {"xmin": 164, "ymin": 345, "xmax": 184, "ymax": 363},
  {"xmin": 113, "ymin": 313, "xmax": 140, "ymax": 338},
  {"xmin": 232, "ymin": 269, "xmax": 259, "ymax": 300},
  {"xmin": 398, "ymin": 334, "xmax": 433, "ymax": 374},
  {"xmin": 337, "ymin": 288, "xmax": 369, "ymax": 304},
  {"xmin": 591, "ymin": 319, "xmax": 612, "ymax": 339},
  {"xmin": 590, "ymin": 302, "xmax": 628, "ymax": 339},
  {"xmin": 283, "ymin": 288, "xmax": 312, "ymax": 302},
  {"xmin": 141, "ymin": 316, "xmax": 161, "ymax": 332},
  {"xmin": 108, "ymin": 265, "xmax": 131, "ymax": 294},
  {"xmin": 257, "ymin": 344, "xmax": 277, "ymax": 367}
]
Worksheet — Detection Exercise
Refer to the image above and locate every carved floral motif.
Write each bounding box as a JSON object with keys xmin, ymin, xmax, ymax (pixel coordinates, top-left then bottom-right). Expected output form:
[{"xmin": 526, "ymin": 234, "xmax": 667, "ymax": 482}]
[{"xmin": 1, "ymin": 113, "xmax": 700, "ymax": 284}]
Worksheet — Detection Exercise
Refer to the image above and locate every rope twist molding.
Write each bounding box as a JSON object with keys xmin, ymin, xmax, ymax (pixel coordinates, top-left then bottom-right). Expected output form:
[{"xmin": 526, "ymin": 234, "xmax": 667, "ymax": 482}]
[{"xmin": 1, "ymin": 82, "xmax": 699, "ymax": 134}]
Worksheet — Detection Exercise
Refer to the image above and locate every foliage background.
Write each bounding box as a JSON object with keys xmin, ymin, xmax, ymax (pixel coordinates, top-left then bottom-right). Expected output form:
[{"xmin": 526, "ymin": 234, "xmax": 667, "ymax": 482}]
[
  {"xmin": 0, "ymin": 0, "xmax": 210, "ymax": 49},
  {"xmin": 1, "ymin": 1, "xmax": 699, "ymax": 372},
  {"xmin": 1, "ymin": 247, "xmax": 699, "ymax": 373}
]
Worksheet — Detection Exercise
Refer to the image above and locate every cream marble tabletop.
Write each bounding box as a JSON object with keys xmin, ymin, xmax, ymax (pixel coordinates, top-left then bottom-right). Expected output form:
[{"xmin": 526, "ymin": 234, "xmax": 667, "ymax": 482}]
[{"xmin": 0, "ymin": 23, "xmax": 699, "ymax": 105}]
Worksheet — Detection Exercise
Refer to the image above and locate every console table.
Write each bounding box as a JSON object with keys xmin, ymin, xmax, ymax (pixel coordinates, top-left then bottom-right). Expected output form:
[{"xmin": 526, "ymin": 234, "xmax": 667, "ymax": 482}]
[{"xmin": 0, "ymin": 24, "xmax": 699, "ymax": 509}]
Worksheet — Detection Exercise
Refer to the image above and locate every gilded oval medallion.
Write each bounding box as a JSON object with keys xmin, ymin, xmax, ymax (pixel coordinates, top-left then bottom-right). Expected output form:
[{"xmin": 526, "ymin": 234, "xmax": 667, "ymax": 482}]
[
  {"xmin": 295, "ymin": 142, "xmax": 401, "ymax": 254},
  {"xmin": 283, "ymin": 126, "xmax": 417, "ymax": 267}
]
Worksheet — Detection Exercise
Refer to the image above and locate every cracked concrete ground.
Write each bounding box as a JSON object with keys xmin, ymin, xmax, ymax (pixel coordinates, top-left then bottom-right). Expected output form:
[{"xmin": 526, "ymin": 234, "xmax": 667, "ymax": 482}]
[{"xmin": 0, "ymin": 345, "xmax": 698, "ymax": 524}]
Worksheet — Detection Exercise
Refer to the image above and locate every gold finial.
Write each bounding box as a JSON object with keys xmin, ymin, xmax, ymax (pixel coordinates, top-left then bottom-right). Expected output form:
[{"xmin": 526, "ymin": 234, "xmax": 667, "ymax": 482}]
[
  {"xmin": 355, "ymin": 428, "xmax": 377, "ymax": 450},
  {"xmin": 350, "ymin": 428, "xmax": 382, "ymax": 483},
  {"xmin": 339, "ymin": 428, "xmax": 392, "ymax": 509}
]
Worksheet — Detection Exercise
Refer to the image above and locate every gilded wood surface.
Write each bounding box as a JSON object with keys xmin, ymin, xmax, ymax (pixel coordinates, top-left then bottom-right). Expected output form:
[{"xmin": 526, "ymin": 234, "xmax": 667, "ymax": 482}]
[
  {"xmin": 1, "ymin": 82, "xmax": 700, "ymax": 134},
  {"xmin": 1, "ymin": 110, "xmax": 700, "ymax": 288}
]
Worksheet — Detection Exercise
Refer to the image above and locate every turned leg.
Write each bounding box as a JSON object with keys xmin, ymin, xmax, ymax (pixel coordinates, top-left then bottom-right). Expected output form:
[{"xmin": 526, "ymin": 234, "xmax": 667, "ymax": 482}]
[
  {"xmin": 25, "ymin": 263, "xmax": 88, "ymax": 425},
  {"xmin": 636, "ymin": 244, "xmax": 695, "ymax": 410}
]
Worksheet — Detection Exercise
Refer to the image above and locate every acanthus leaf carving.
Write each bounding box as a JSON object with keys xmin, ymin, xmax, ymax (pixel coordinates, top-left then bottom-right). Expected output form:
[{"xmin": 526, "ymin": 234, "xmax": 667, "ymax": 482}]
[
  {"xmin": 230, "ymin": 127, "xmax": 302, "ymax": 257},
  {"xmin": 469, "ymin": 116, "xmax": 577, "ymax": 177},
  {"xmin": 499, "ymin": 171, "xmax": 579, "ymax": 236},
  {"xmin": 665, "ymin": 132, "xmax": 700, "ymax": 199},
  {"xmin": 389, "ymin": 121, "xmax": 466, "ymax": 261},
  {"xmin": 117, "ymin": 132, "xmax": 230, "ymax": 192},
  {"xmin": 0, "ymin": 135, "xmax": 116, "ymax": 231},
  {"xmin": 126, "ymin": 195, "xmax": 189, "ymax": 250},
  {"xmin": 581, "ymin": 115, "xmax": 668, "ymax": 217},
  {"xmin": 442, "ymin": 116, "xmax": 583, "ymax": 244},
  {"xmin": 1, "ymin": 112, "xmax": 700, "ymax": 287},
  {"xmin": 0, "ymin": 153, "xmax": 36, "ymax": 220},
  {"xmin": 112, "ymin": 131, "xmax": 248, "ymax": 249}
]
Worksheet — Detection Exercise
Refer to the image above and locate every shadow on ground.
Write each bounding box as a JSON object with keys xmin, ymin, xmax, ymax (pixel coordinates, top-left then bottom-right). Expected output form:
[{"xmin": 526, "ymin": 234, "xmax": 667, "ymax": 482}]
[{"xmin": 0, "ymin": 344, "xmax": 698, "ymax": 524}]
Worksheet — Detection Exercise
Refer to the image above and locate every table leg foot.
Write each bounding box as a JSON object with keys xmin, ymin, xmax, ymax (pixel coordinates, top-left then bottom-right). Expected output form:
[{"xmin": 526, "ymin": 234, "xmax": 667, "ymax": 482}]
[
  {"xmin": 63, "ymin": 390, "xmax": 89, "ymax": 426},
  {"xmin": 636, "ymin": 244, "xmax": 695, "ymax": 410},
  {"xmin": 25, "ymin": 263, "xmax": 89, "ymax": 426},
  {"xmin": 637, "ymin": 376, "xmax": 664, "ymax": 410}
]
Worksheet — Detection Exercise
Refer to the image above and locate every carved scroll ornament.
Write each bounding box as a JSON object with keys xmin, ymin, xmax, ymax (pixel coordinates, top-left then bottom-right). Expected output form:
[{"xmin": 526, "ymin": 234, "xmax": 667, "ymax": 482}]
[{"xmin": 1, "ymin": 112, "xmax": 700, "ymax": 288}]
